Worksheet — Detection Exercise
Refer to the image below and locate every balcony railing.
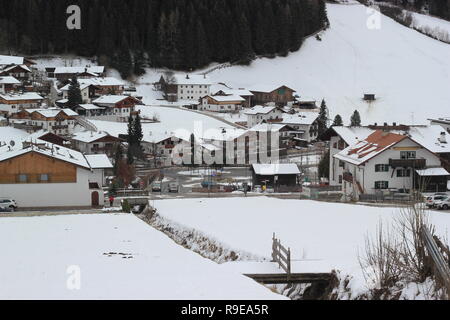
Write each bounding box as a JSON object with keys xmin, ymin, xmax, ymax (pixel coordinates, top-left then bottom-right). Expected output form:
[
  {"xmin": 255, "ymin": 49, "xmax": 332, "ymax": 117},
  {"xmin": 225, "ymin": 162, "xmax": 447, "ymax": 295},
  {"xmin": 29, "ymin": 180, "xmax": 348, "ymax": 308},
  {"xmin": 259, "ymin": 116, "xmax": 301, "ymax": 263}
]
[{"xmin": 389, "ymin": 158, "xmax": 426, "ymax": 168}]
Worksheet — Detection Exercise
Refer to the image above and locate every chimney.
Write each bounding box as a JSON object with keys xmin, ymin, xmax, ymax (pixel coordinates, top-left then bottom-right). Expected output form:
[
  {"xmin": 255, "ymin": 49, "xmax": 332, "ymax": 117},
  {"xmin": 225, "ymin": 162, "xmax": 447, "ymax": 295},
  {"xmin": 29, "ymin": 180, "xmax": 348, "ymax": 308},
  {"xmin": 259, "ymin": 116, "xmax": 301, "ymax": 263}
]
[
  {"xmin": 383, "ymin": 122, "xmax": 387, "ymax": 126},
  {"xmin": 393, "ymin": 122, "xmax": 396, "ymax": 126},
  {"xmin": 374, "ymin": 122, "xmax": 377, "ymax": 126},
  {"xmin": 186, "ymin": 74, "xmax": 190, "ymax": 79},
  {"xmin": 439, "ymin": 132, "xmax": 447, "ymax": 143}
]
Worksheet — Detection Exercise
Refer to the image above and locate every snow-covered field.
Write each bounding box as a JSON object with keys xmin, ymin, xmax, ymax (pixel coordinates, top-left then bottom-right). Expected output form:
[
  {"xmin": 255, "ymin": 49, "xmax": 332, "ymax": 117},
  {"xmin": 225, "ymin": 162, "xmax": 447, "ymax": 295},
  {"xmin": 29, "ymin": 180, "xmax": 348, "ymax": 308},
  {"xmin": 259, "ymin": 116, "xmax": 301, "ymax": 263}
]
[
  {"xmin": 409, "ymin": 11, "xmax": 450, "ymax": 42},
  {"xmin": 153, "ymin": 197, "xmax": 450, "ymax": 297},
  {"xmin": 0, "ymin": 213, "xmax": 285, "ymax": 299}
]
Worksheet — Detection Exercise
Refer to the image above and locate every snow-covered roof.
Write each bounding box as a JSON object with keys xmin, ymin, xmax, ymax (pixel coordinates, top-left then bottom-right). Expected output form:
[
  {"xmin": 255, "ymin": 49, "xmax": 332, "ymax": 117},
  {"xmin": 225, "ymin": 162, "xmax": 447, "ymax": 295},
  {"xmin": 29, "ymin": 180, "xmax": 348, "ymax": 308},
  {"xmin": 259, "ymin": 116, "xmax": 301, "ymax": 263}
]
[
  {"xmin": 244, "ymin": 105, "xmax": 276, "ymax": 115},
  {"xmin": 53, "ymin": 66, "xmax": 104, "ymax": 75},
  {"xmin": 407, "ymin": 125, "xmax": 450, "ymax": 154},
  {"xmin": 171, "ymin": 74, "xmax": 212, "ymax": 85},
  {"xmin": 334, "ymin": 130, "xmax": 407, "ymax": 166},
  {"xmin": 281, "ymin": 112, "xmax": 319, "ymax": 126},
  {"xmin": 22, "ymin": 108, "xmax": 78, "ymax": 118},
  {"xmin": 248, "ymin": 84, "xmax": 295, "ymax": 93},
  {"xmin": 60, "ymin": 77, "xmax": 124, "ymax": 91},
  {"xmin": 248, "ymin": 123, "xmax": 289, "ymax": 132},
  {"xmin": 1, "ymin": 64, "xmax": 31, "ymax": 73},
  {"xmin": 93, "ymin": 95, "xmax": 130, "ymax": 104},
  {"xmin": 0, "ymin": 127, "xmax": 30, "ymax": 149},
  {"xmin": 0, "ymin": 55, "xmax": 24, "ymax": 65},
  {"xmin": 77, "ymin": 104, "xmax": 105, "ymax": 110},
  {"xmin": 332, "ymin": 126, "xmax": 375, "ymax": 145},
  {"xmin": 0, "ymin": 76, "xmax": 20, "ymax": 84},
  {"xmin": 208, "ymin": 95, "xmax": 245, "ymax": 103},
  {"xmin": 0, "ymin": 92, "xmax": 43, "ymax": 101},
  {"xmin": 252, "ymin": 163, "xmax": 300, "ymax": 175},
  {"xmin": 416, "ymin": 167, "xmax": 450, "ymax": 176},
  {"xmin": 71, "ymin": 131, "xmax": 110, "ymax": 143},
  {"xmin": 0, "ymin": 140, "xmax": 91, "ymax": 169},
  {"xmin": 85, "ymin": 154, "xmax": 113, "ymax": 169},
  {"xmin": 211, "ymin": 84, "xmax": 253, "ymax": 97}
]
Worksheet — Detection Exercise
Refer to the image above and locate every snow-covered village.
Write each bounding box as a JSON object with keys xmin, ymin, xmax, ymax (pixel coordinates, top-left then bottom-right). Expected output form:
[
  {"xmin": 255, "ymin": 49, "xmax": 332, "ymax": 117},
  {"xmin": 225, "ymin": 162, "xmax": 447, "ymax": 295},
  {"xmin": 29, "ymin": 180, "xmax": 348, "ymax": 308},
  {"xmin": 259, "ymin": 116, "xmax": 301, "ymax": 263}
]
[{"xmin": 1, "ymin": 0, "xmax": 450, "ymax": 308}]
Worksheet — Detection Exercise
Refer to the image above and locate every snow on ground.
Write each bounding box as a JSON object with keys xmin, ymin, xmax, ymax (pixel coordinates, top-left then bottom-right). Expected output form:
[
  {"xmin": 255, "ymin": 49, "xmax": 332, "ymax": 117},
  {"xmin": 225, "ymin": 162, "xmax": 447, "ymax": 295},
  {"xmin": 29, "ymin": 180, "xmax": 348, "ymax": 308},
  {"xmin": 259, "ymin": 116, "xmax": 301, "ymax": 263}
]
[
  {"xmin": 202, "ymin": 3, "xmax": 450, "ymax": 125},
  {"xmin": 0, "ymin": 213, "xmax": 285, "ymax": 299},
  {"xmin": 91, "ymin": 106, "xmax": 235, "ymax": 142},
  {"xmin": 153, "ymin": 197, "xmax": 450, "ymax": 297}
]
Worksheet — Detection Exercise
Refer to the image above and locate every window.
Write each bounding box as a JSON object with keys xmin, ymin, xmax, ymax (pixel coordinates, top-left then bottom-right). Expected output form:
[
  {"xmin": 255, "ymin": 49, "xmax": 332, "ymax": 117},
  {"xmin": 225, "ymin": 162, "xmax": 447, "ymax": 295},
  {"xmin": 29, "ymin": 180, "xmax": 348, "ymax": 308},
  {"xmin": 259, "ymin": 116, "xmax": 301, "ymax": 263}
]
[
  {"xmin": 339, "ymin": 161, "xmax": 345, "ymax": 168},
  {"xmin": 375, "ymin": 164, "xmax": 389, "ymax": 172},
  {"xmin": 338, "ymin": 175, "xmax": 342, "ymax": 184},
  {"xmin": 39, "ymin": 174, "xmax": 49, "ymax": 182},
  {"xmin": 397, "ymin": 169, "xmax": 411, "ymax": 177},
  {"xmin": 18, "ymin": 174, "xmax": 28, "ymax": 183},
  {"xmin": 400, "ymin": 151, "xmax": 416, "ymax": 159},
  {"xmin": 375, "ymin": 181, "xmax": 389, "ymax": 189}
]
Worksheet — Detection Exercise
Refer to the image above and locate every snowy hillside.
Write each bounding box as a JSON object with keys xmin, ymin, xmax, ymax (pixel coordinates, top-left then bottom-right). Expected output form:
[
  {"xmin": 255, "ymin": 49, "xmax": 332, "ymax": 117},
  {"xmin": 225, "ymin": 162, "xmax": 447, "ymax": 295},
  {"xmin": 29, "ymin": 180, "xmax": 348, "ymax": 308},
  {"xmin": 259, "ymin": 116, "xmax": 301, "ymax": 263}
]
[{"xmin": 204, "ymin": 3, "xmax": 450, "ymax": 125}]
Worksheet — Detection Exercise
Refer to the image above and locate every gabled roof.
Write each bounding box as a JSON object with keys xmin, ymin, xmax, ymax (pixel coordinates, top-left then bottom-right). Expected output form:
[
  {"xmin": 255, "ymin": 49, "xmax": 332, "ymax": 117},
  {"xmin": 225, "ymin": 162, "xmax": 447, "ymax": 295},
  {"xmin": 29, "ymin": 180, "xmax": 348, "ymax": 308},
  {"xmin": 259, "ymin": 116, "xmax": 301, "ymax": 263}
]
[
  {"xmin": 334, "ymin": 130, "xmax": 407, "ymax": 166},
  {"xmin": 77, "ymin": 104, "xmax": 105, "ymax": 110},
  {"xmin": 93, "ymin": 95, "xmax": 137, "ymax": 105},
  {"xmin": 248, "ymin": 84, "xmax": 296, "ymax": 94},
  {"xmin": 332, "ymin": 126, "xmax": 375, "ymax": 145},
  {"xmin": 0, "ymin": 64, "xmax": 31, "ymax": 73},
  {"xmin": 60, "ymin": 77, "xmax": 124, "ymax": 91},
  {"xmin": 52, "ymin": 66, "xmax": 105, "ymax": 75},
  {"xmin": 71, "ymin": 131, "xmax": 121, "ymax": 143}
]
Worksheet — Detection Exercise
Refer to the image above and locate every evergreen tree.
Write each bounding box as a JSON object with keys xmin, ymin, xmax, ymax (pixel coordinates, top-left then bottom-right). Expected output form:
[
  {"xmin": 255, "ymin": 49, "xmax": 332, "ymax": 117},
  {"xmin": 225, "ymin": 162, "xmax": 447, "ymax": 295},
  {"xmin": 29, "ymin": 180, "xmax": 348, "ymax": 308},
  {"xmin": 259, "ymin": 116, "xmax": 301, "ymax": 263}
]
[
  {"xmin": 133, "ymin": 113, "xmax": 143, "ymax": 159},
  {"xmin": 333, "ymin": 114, "xmax": 343, "ymax": 126},
  {"xmin": 127, "ymin": 115, "xmax": 135, "ymax": 164},
  {"xmin": 67, "ymin": 76, "xmax": 82, "ymax": 109},
  {"xmin": 317, "ymin": 99, "xmax": 328, "ymax": 138},
  {"xmin": 350, "ymin": 110, "xmax": 362, "ymax": 126},
  {"xmin": 113, "ymin": 144, "xmax": 123, "ymax": 176},
  {"xmin": 318, "ymin": 149, "xmax": 330, "ymax": 179}
]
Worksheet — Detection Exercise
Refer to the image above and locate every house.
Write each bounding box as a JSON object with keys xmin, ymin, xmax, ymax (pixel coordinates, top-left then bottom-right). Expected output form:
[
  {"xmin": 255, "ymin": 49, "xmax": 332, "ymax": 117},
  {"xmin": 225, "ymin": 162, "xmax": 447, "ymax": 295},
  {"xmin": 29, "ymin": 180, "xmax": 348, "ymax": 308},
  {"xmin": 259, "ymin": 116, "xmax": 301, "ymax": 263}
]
[
  {"xmin": 428, "ymin": 117, "xmax": 450, "ymax": 133},
  {"xmin": 251, "ymin": 163, "xmax": 300, "ymax": 189},
  {"xmin": 27, "ymin": 130, "xmax": 71, "ymax": 147},
  {"xmin": 0, "ymin": 55, "xmax": 35, "ymax": 67},
  {"xmin": 45, "ymin": 66, "xmax": 106, "ymax": 81},
  {"xmin": 84, "ymin": 154, "xmax": 114, "ymax": 186},
  {"xmin": 249, "ymin": 85, "xmax": 296, "ymax": 106},
  {"xmin": 333, "ymin": 129, "xmax": 450, "ymax": 199},
  {"xmin": 244, "ymin": 105, "xmax": 283, "ymax": 128},
  {"xmin": 60, "ymin": 77, "xmax": 125, "ymax": 102},
  {"xmin": 93, "ymin": 95, "xmax": 142, "ymax": 121},
  {"xmin": 0, "ymin": 139, "xmax": 111, "ymax": 208},
  {"xmin": 211, "ymin": 83, "xmax": 253, "ymax": 108},
  {"xmin": 0, "ymin": 64, "xmax": 32, "ymax": 82},
  {"xmin": 0, "ymin": 92, "xmax": 44, "ymax": 115},
  {"xmin": 281, "ymin": 111, "xmax": 320, "ymax": 145},
  {"xmin": 74, "ymin": 104, "xmax": 106, "ymax": 117},
  {"xmin": 71, "ymin": 131, "xmax": 124, "ymax": 158},
  {"xmin": 199, "ymin": 95, "xmax": 245, "ymax": 113},
  {"xmin": 10, "ymin": 108, "xmax": 78, "ymax": 135},
  {"xmin": 158, "ymin": 74, "xmax": 212, "ymax": 102},
  {"xmin": 0, "ymin": 76, "xmax": 21, "ymax": 94}
]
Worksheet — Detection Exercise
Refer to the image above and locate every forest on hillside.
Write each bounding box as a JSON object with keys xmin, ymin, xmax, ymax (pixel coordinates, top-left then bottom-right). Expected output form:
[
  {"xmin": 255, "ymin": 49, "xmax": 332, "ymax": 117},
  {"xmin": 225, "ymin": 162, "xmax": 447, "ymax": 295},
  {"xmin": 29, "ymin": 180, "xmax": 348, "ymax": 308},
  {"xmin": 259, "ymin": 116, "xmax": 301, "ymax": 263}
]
[{"xmin": 0, "ymin": 0, "xmax": 328, "ymax": 77}]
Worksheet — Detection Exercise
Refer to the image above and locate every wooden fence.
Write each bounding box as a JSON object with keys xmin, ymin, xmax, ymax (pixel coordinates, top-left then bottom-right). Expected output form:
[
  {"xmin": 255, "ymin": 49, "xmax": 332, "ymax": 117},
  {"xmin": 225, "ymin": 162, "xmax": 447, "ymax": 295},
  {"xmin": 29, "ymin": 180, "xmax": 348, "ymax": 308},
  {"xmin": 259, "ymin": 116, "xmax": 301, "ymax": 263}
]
[
  {"xmin": 271, "ymin": 233, "xmax": 291, "ymax": 280},
  {"xmin": 422, "ymin": 226, "xmax": 450, "ymax": 298}
]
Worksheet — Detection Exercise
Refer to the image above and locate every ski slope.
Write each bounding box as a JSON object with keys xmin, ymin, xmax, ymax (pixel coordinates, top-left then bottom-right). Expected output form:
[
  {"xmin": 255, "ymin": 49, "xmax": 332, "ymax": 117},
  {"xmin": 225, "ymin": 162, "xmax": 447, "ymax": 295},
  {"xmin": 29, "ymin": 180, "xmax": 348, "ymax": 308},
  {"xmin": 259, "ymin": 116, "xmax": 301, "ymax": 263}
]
[{"xmin": 206, "ymin": 3, "xmax": 450, "ymax": 125}]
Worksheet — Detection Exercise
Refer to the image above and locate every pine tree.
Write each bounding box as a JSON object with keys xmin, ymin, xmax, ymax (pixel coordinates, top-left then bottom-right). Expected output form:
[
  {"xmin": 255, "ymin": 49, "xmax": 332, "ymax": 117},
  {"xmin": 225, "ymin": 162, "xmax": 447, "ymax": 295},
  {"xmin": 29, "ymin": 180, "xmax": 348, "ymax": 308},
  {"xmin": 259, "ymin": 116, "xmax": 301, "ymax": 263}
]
[
  {"xmin": 67, "ymin": 76, "xmax": 82, "ymax": 109},
  {"xmin": 113, "ymin": 144, "xmax": 123, "ymax": 176},
  {"xmin": 127, "ymin": 115, "xmax": 135, "ymax": 164},
  {"xmin": 350, "ymin": 110, "xmax": 362, "ymax": 126},
  {"xmin": 318, "ymin": 149, "xmax": 330, "ymax": 178},
  {"xmin": 333, "ymin": 114, "xmax": 343, "ymax": 126},
  {"xmin": 133, "ymin": 113, "xmax": 143, "ymax": 159},
  {"xmin": 317, "ymin": 99, "xmax": 328, "ymax": 138}
]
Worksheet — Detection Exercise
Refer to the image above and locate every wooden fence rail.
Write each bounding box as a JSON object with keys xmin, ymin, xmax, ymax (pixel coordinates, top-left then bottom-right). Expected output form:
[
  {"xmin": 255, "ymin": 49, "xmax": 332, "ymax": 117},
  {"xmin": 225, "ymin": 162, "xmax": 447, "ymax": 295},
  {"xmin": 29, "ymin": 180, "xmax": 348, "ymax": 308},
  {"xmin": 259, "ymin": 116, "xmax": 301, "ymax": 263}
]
[
  {"xmin": 422, "ymin": 226, "xmax": 450, "ymax": 298},
  {"xmin": 271, "ymin": 233, "xmax": 291, "ymax": 279}
]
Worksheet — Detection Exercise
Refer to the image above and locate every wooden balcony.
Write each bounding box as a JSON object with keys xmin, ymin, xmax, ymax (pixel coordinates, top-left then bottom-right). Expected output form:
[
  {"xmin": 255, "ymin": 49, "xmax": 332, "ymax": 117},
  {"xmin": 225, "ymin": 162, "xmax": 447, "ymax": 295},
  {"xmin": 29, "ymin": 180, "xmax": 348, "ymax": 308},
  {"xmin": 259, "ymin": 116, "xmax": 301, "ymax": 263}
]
[
  {"xmin": 389, "ymin": 158, "xmax": 426, "ymax": 168},
  {"xmin": 343, "ymin": 171, "xmax": 353, "ymax": 183}
]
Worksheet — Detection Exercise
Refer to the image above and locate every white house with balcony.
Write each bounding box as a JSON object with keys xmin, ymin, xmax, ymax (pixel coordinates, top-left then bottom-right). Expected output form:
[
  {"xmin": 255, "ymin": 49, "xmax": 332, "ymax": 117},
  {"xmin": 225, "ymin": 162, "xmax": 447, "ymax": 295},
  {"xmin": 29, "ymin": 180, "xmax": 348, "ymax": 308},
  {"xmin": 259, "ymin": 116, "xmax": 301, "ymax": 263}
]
[
  {"xmin": 333, "ymin": 128, "xmax": 450, "ymax": 199},
  {"xmin": 244, "ymin": 105, "xmax": 283, "ymax": 128}
]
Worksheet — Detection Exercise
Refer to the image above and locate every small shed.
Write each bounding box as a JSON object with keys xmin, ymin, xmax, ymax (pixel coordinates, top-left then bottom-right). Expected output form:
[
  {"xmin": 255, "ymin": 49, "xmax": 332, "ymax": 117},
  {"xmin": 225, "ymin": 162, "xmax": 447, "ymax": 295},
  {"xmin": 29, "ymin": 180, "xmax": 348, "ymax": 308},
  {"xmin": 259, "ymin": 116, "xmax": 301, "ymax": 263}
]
[
  {"xmin": 251, "ymin": 163, "xmax": 300, "ymax": 188},
  {"xmin": 363, "ymin": 93, "xmax": 376, "ymax": 101}
]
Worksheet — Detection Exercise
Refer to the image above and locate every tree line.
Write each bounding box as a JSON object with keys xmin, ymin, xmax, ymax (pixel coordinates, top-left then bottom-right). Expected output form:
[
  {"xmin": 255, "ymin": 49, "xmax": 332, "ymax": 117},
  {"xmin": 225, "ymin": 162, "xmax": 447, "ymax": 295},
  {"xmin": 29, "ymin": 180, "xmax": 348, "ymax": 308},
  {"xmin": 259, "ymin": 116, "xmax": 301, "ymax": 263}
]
[
  {"xmin": 372, "ymin": 0, "xmax": 450, "ymax": 21},
  {"xmin": 0, "ymin": 0, "xmax": 328, "ymax": 78}
]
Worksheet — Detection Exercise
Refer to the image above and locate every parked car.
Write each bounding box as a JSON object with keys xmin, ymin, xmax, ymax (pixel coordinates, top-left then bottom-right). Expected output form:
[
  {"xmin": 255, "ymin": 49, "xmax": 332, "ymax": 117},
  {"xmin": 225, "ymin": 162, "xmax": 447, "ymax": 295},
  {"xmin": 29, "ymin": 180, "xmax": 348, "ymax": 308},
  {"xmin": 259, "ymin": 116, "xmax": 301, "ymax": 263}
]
[
  {"xmin": 254, "ymin": 185, "xmax": 262, "ymax": 193},
  {"xmin": 151, "ymin": 181, "xmax": 162, "ymax": 192},
  {"xmin": 168, "ymin": 182, "xmax": 179, "ymax": 193},
  {"xmin": 435, "ymin": 197, "xmax": 450, "ymax": 210},
  {"xmin": 201, "ymin": 180, "xmax": 217, "ymax": 188},
  {"xmin": 0, "ymin": 199, "xmax": 18, "ymax": 212},
  {"xmin": 425, "ymin": 194, "xmax": 448, "ymax": 208}
]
